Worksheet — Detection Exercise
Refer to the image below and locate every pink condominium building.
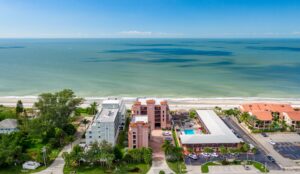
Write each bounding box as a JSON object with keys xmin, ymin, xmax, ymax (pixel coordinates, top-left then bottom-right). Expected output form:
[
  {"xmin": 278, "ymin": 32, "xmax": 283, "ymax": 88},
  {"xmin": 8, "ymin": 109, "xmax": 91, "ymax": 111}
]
[
  {"xmin": 131, "ymin": 99, "xmax": 171, "ymax": 130},
  {"xmin": 128, "ymin": 115, "xmax": 149, "ymax": 149}
]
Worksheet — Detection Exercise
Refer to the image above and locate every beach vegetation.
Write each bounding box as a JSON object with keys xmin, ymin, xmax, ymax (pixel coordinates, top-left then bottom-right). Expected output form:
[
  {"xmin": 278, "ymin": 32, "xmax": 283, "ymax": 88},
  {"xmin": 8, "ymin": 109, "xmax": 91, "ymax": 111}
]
[
  {"xmin": 0, "ymin": 89, "xmax": 83, "ymax": 171},
  {"xmin": 63, "ymin": 140, "xmax": 152, "ymax": 174}
]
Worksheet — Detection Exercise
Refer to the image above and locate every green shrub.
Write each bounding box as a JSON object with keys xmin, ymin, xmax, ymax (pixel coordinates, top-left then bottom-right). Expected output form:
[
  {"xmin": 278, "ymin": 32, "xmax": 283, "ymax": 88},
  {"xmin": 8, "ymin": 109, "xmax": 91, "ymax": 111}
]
[
  {"xmin": 221, "ymin": 160, "xmax": 230, "ymax": 165},
  {"xmin": 63, "ymin": 124, "xmax": 76, "ymax": 135},
  {"xmin": 159, "ymin": 170, "xmax": 165, "ymax": 174}
]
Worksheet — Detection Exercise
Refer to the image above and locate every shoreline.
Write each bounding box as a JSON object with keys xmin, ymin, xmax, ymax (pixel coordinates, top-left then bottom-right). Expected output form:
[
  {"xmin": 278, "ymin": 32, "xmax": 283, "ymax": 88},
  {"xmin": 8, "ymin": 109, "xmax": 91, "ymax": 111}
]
[{"xmin": 1, "ymin": 96, "xmax": 300, "ymax": 110}]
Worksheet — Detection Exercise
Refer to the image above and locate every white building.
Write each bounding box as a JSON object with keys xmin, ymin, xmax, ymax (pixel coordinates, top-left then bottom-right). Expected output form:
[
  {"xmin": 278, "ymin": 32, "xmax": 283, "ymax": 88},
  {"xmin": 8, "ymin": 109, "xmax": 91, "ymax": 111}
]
[
  {"xmin": 0, "ymin": 119, "xmax": 18, "ymax": 134},
  {"xmin": 180, "ymin": 110, "xmax": 241, "ymax": 151},
  {"xmin": 85, "ymin": 98, "xmax": 126, "ymax": 146}
]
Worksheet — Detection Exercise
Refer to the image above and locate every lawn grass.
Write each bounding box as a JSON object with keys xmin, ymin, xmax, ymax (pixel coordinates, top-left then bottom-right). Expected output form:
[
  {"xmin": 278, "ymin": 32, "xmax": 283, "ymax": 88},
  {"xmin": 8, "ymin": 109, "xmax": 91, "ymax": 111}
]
[
  {"xmin": 201, "ymin": 162, "xmax": 216, "ymax": 173},
  {"xmin": 248, "ymin": 161, "xmax": 269, "ymax": 173},
  {"xmin": 167, "ymin": 161, "xmax": 187, "ymax": 174},
  {"xmin": 200, "ymin": 160, "xmax": 269, "ymax": 173},
  {"xmin": 0, "ymin": 165, "xmax": 47, "ymax": 174},
  {"xmin": 64, "ymin": 163, "xmax": 150, "ymax": 174}
]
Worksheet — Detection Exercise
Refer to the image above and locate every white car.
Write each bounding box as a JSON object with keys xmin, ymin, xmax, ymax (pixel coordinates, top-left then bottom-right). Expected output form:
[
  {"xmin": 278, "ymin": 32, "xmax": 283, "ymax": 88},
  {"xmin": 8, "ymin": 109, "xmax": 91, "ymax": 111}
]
[
  {"xmin": 268, "ymin": 140, "xmax": 276, "ymax": 145},
  {"xmin": 188, "ymin": 154, "xmax": 198, "ymax": 160},
  {"xmin": 163, "ymin": 132, "xmax": 171, "ymax": 136},
  {"xmin": 23, "ymin": 161, "xmax": 40, "ymax": 170},
  {"xmin": 211, "ymin": 152, "xmax": 219, "ymax": 157},
  {"xmin": 201, "ymin": 153, "xmax": 210, "ymax": 157}
]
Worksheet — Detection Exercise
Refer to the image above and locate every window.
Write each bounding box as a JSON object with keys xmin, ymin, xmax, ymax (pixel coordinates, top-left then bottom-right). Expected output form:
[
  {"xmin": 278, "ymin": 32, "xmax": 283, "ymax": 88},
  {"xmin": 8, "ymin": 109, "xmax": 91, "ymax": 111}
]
[
  {"xmin": 133, "ymin": 135, "xmax": 136, "ymax": 139},
  {"xmin": 133, "ymin": 145, "xmax": 136, "ymax": 149},
  {"xmin": 133, "ymin": 140, "xmax": 136, "ymax": 144},
  {"xmin": 89, "ymin": 136, "xmax": 92, "ymax": 138}
]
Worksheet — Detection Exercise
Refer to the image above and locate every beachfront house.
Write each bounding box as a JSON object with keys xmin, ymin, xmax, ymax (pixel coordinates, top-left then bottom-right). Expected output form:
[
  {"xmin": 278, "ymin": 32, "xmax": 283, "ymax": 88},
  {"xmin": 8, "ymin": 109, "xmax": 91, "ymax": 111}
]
[
  {"xmin": 240, "ymin": 103, "xmax": 300, "ymax": 130},
  {"xmin": 283, "ymin": 112, "xmax": 300, "ymax": 131},
  {"xmin": 0, "ymin": 119, "xmax": 18, "ymax": 134}
]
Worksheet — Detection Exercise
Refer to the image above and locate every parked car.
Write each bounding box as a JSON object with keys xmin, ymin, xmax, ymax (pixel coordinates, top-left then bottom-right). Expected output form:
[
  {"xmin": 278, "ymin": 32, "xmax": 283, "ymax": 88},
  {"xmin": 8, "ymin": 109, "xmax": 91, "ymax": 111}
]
[
  {"xmin": 165, "ymin": 137, "xmax": 173, "ymax": 141},
  {"xmin": 268, "ymin": 140, "xmax": 276, "ymax": 145},
  {"xmin": 211, "ymin": 152, "xmax": 219, "ymax": 157},
  {"xmin": 163, "ymin": 131, "xmax": 171, "ymax": 136},
  {"xmin": 200, "ymin": 153, "xmax": 210, "ymax": 157},
  {"xmin": 267, "ymin": 155, "xmax": 275, "ymax": 162},
  {"xmin": 236, "ymin": 134, "xmax": 241, "ymax": 138},
  {"xmin": 244, "ymin": 165, "xmax": 250, "ymax": 170},
  {"xmin": 261, "ymin": 132, "xmax": 268, "ymax": 137},
  {"xmin": 188, "ymin": 154, "xmax": 198, "ymax": 160}
]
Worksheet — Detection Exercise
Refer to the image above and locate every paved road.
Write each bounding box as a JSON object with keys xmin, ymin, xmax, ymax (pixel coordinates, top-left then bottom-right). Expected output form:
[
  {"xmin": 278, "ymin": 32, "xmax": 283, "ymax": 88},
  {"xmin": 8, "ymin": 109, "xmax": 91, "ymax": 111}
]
[{"xmin": 222, "ymin": 116, "xmax": 281, "ymax": 170}]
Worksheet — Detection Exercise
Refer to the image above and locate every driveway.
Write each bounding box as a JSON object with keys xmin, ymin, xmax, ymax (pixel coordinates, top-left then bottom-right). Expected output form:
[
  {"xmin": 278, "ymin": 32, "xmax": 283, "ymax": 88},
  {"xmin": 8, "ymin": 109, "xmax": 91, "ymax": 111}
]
[{"xmin": 147, "ymin": 129, "xmax": 173, "ymax": 174}]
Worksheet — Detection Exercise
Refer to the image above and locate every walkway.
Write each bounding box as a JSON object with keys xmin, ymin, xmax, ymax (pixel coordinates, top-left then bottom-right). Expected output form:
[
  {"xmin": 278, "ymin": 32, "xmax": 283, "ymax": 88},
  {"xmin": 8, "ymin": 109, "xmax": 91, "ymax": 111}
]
[{"xmin": 147, "ymin": 129, "xmax": 174, "ymax": 174}]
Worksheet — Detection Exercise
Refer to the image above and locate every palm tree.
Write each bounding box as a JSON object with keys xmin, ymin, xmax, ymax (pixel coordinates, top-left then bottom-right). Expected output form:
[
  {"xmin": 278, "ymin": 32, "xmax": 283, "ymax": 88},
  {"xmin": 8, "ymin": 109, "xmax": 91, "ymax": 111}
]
[
  {"xmin": 89, "ymin": 102, "xmax": 98, "ymax": 115},
  {"xmin": 81, "ymin": 118, "xmax": 90, "ymax": 130},
  {"xmin": 219, "ymin": 146, "xmax": 228, "ymax": 160},
  {"xmin": 162, "ymin": 140, "xmax": 172, "ymax": 155}
]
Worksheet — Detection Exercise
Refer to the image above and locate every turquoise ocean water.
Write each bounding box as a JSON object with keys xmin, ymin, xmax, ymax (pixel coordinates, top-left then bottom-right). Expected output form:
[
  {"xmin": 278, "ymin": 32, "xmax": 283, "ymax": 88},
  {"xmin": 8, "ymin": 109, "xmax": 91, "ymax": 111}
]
[{"xmin": 0, "ymin": 39, "xmax": 300, "ymax": 97}]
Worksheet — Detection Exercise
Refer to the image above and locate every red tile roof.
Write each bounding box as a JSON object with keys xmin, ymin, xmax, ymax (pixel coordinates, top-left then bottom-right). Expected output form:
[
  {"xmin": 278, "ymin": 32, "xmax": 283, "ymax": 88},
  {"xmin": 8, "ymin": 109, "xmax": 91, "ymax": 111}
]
[
  {"xmin": 251, "ymin": 111, "xmax": 273, "ymax": 121},
  {"xmin": 241, "ymin": 103, "xmax": 294, "ymax": 113},
  {"xmin": 284, "ymin": 111, "xmax": 300, "ymax": 121}
]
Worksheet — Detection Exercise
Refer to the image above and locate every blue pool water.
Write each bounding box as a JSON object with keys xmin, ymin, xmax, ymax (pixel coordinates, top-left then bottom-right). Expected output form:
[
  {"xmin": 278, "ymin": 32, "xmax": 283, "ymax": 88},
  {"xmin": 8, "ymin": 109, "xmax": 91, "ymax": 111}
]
[{"xmin": 184, "ymin": 129, "xmax": 195, "ymax": 135}]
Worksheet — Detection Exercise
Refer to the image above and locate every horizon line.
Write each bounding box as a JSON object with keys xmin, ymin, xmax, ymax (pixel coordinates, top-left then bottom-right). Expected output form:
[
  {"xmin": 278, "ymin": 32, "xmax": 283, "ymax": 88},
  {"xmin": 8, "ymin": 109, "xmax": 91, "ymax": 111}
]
[{"xmin": 1, "ymin": 37, "xmax": 300, "ymax": 39}]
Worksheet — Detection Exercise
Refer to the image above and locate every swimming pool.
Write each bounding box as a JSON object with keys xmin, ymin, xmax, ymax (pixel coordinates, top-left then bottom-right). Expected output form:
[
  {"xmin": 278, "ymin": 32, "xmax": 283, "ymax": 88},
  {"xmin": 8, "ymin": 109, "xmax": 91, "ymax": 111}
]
[{"xmin": 184, "ymin": 129, "xmax": 195, "ymax": 135}]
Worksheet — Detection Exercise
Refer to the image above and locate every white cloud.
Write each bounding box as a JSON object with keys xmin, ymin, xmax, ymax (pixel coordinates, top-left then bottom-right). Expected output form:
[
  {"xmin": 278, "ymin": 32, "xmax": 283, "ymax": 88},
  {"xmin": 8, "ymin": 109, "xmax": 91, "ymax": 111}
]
[
  {"xmin": 118, "ymin": 30, "xmax": 153, "ymax": 36},
  {"xmin": 117, "ymin": 30, "xmax": 184, "ymax": 37}
]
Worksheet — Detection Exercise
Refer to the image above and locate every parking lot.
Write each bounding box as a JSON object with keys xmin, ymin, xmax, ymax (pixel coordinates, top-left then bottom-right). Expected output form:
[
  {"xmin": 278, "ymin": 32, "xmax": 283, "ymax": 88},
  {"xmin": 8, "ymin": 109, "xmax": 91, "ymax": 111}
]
[
  {"xmin": 274, "ymin": 142, "xmax": 300, "ymax": 160},
  {"xmin": 222, "ymin": 117, "xmax": 281, "ymax": 170}
]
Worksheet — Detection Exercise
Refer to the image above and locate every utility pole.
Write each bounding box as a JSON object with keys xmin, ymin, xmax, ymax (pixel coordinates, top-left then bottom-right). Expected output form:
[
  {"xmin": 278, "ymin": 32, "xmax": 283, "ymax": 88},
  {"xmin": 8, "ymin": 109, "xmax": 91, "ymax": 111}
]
[{"xmin": 42, "ymin": 146, "xmax": 47, "ymax": 166}]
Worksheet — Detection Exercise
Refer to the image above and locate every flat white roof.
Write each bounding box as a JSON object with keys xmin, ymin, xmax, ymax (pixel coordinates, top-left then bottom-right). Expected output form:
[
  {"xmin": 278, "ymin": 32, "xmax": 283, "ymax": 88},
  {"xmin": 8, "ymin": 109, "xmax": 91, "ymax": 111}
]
[
  {"xmin": 180, "ymin": 110, "xmax": 241, "ymax": 144},
  {"xmin": 102, "ymin": 99, "xmax": 121, "ymax": 105},
  {"xmin": 132, "ymin": 115, "xmax": 148, "ymax": 123},
  {"xmin": 0, "ymin": 119, "xmax": 18, "ymax": 129}
]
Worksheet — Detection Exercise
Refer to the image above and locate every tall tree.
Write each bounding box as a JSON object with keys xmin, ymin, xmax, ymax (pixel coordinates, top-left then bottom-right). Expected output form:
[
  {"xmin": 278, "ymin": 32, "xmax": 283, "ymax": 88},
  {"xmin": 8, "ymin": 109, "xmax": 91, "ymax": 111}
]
[
  {"xmin": 89, "ymin": 102, "xmax": 98, "ymax": 115},
  {"xmin": 34, "ymin": 89, "xmax": 83, "ymax": 129},
  {"xmin": 16, "ymin": 100, "xmax": 24, "ymax": 116}
]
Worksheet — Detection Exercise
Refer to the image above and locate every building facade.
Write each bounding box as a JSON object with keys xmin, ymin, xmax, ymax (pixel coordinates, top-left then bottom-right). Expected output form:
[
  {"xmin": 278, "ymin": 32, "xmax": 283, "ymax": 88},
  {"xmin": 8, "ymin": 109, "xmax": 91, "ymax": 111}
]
[
  {"xmin": 86, "ymin": 98, "xmax": 126, "ymax": 146},
  {"xmin": 131, "ymin": 99, "xmax": 170, "ymax": 130},
  {"xmin": 128, "ymin": 115, "xmax": 149, "ymax": 149},
  {"xmin": 283, "ymin": 112, "xmax": 300, "ymax": 131}
]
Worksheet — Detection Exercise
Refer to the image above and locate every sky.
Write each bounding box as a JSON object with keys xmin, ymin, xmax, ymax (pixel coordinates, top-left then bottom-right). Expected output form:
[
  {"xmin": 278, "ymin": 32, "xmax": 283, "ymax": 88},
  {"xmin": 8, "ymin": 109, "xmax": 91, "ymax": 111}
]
[{"xmin": 0, "ymin": 0, "xmax": 300, "ymax": 38}]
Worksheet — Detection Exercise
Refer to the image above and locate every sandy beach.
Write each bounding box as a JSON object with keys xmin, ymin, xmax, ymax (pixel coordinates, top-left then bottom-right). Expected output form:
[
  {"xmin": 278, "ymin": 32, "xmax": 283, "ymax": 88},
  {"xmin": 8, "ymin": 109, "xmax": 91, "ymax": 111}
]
[{"xmin": 1, "ymin": 96, "xmax": 300, "ymax": 110}]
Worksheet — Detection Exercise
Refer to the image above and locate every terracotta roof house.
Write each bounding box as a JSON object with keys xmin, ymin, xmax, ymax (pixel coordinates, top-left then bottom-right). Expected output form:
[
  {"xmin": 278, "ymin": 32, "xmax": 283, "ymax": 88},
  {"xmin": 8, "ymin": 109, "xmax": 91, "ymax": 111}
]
[
  {"xmin": 283, "ymin": 112, "xmax": 300, "ymax": 131},
  {"xmin": 240, "ymin": 103, "xmax": 298, "ymax": 130}
]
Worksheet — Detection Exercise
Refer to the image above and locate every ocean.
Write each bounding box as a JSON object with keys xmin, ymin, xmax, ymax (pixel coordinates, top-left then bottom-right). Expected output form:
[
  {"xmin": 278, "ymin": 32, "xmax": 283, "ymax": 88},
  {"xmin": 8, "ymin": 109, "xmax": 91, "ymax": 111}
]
[{"xmin": 0, "ymin": 38, "xmax": 300, "ymax": 98}]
